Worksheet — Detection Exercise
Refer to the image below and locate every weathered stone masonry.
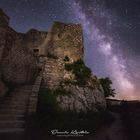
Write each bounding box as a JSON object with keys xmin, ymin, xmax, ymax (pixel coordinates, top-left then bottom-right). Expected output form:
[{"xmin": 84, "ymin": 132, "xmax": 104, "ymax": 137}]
[{"xmin": 0, "ymin": 9, "xmax": 106, "ymax": 113}]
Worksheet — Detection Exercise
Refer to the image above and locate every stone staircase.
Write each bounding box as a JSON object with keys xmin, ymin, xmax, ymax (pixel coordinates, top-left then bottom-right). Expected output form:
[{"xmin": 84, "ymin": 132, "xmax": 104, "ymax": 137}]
[
  {"xmin": 0, "ymin": 69, "xmax": 43, "ymax": 140},
  {"xmin": 0, "ymin": 85, "xmax": 32, "ymax": 134}
]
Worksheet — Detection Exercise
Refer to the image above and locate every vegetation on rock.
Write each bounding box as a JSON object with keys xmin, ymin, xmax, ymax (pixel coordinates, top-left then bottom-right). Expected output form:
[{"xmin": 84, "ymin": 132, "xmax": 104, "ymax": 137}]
[
  {"xmin": 38, "ymin": 88, "xmax": 59, "ymax": 112},
  {"xmin": 38, "ymin": 87, "xmax": 73, "ymax": 112},
  {"xmin": 65, "ymin": 59, "xmax": 91, "ymax": 85},
  {"xmin": 53, "ymin": 87, "xmax": 73, "ymax": 97}
]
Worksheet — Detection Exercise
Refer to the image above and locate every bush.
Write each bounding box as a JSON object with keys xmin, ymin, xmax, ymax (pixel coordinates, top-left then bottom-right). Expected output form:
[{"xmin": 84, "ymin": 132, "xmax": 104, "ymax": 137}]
[
  {"xmin": 38, "ymin": 88, "xmax": 59, "ymax": 112},
  {"xmin": 65, "ymin": 59, "xmax": 91, "ymax": 85},
  {"xmin": 38, "ymin": 87, "xmax": 73, "ymax": 112}
]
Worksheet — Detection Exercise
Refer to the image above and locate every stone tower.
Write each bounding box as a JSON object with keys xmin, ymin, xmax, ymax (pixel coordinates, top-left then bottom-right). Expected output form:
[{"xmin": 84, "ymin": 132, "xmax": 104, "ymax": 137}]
[
  {"xmin": 43, "ymin": 21, "xmax": 84, "ymax": 88},
  {"xmin": 47, "ymin": 21, "xmax": 84, "ymax": 62}
]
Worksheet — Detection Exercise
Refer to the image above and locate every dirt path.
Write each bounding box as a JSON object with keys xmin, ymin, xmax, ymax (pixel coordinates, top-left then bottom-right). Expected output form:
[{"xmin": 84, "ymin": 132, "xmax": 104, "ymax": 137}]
[{"xmin": 89, "ymin": 112, "xmax": 126, "ymax": 140}]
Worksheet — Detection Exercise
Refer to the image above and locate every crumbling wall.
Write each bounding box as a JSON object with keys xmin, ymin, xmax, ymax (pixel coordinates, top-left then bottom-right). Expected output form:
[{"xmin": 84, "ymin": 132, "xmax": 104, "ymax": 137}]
[
  {"xmin": 1, "ymin": 44, "xmax": 37, "ymax": 85},
  {"xmin": 42, "ymin": 22, "xmax": 84, "ymax": 88},
  {"xmin": 0, "ymin": 9, "xmax": 38, "ymax": 85},
  {"xmin": 47, "ymin": 21, "xmax": 83, "ymax": 62},
  {"xmin": 24, "ymin": 29, "xmax": 48, "ymax": 56}
]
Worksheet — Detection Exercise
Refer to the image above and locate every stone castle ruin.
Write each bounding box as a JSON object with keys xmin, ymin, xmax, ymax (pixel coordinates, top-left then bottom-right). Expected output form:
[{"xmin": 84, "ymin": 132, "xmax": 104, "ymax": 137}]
[
  {"xmin": 24, "ymin": 21, "xmax": 84, "ymax": 88},
  {"xmin": 0, "ymin": 8, "xmax": 106, "ymax": 113}
]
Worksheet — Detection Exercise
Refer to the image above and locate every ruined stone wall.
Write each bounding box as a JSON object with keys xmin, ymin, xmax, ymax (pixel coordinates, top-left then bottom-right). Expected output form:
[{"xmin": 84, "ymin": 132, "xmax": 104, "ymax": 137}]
[
  {"xmin": 0, "ymin": 24, "xmax": 17, "ymax": 83},
  {"xmin": 24, "ymin": 29, "xmax": 48, "ymax": 56},
  {"xmin": 43, "ymin": 57, "xmax": 64, "ymax": 88},
  {"xmin": 42, "ymin": 22, "xmax": 84, "ymax": 88},
  {"xmin": 0, "ymin": 9, "xmax": 38, "ymax": 85},
  {"xmin": 47, "ymin": 21, "xmax": 83, "ymax": 62},
  {"xmin": 0, "ymin": 8, "xmax": 9, "ymax": 27},
  {"xmin": 1, "ymin": 44, "xmax": 37, "ymax": 85}
]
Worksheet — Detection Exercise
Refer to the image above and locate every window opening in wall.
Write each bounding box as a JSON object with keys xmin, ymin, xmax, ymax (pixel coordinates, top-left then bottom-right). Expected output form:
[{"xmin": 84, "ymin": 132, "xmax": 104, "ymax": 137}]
[
  {"xmin": 63, "ymin": 56, "xmax": 70, "ymax": 62},
  {"xmin": 33, "ymin": 49, "xmax": 39, "ymax": 55}
]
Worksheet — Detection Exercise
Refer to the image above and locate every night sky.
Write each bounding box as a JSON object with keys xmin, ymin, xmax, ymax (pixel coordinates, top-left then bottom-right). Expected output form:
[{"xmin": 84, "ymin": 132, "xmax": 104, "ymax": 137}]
[{"xmin": 0, "ymin": 0, "xmax": 140, "ymax": 100}]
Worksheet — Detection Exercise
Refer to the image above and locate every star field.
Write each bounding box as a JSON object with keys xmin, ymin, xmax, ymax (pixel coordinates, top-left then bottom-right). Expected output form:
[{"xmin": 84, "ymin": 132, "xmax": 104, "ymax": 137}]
[{"xmin": 0, "ymin": 0, "xmax": 140, "ymax": 99}]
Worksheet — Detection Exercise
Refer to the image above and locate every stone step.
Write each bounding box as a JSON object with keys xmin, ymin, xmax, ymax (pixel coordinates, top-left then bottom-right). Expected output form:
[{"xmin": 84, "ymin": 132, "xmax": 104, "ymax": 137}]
[
  {"xmin": 5, "ymin": 93, "xmax": 30, "ymax": 97},
  {"xmin": 0, "ymin": 83, "xmax": 37, "ymax": 134},
  {"xmin": 13, "ymin": 90, "xmax": 32, "ymax": 94},
  {"xmin": 2, "ymin": 100, "xmax": 28, "ymax": 104},
  {"xmin": 0, "ymin": 110, "xmax": 25, "ymax": 115},
  {"xmin": 15, "ymin": 85, "xmax": 33, "ymax": 89},
  {"xmin": 0, "ymin": 106, "xmax": 27, "ymax": 111},
  {"xmin": 0, "ymin": 104, "xmax": 27, "ymax": 109},
  {"xmin": 4, "ymin": 94, "xmax": 30, "ymax": 99},
  {"xmin": 34, "ymin": 82, "xmax": 42, "ymax": 86},
  {"xmin": 0, "ymin": 114, "xmax": 24, "ymax": 120},
  {"xmin": 7, "ymin": 93, "xmax": 30, "ymax": 97},
  {"xmin": 0, "ymin": 128, "xmax": 24, "ymax": 133},
  {"xmin": 1, "ymin": 103, "xmax": 27, "ymax": 108},
  {"xmin": 0, "ymin": 120, "xmax": 25, "ymax": 129},
  {"xmin": 4, "ymin": 96, "xmax": 29, "ymax": 100},
  {"xmin": 32, "ymin": 87, "xmax": 39, "ymax": 92}
]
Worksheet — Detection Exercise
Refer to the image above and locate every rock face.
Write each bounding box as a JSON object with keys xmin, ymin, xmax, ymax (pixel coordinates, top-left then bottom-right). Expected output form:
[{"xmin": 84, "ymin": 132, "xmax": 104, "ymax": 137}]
[
  {"xmin": 1, "ymin": 45, "xmax": 37, "ymax": 85},
  {"xmin": 56, "ymin": 85, "xmax": 106, "ymax": 113}
]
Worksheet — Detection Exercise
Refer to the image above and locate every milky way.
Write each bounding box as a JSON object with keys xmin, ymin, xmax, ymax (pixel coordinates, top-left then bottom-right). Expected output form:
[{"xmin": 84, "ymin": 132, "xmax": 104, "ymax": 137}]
[
  {"xmin": 0, "ymin": 0, "xmax": 139, "ymax": 99},
  {"xmin": 65, "ymin": 0, "xmax": 140, "ymax": 99}
]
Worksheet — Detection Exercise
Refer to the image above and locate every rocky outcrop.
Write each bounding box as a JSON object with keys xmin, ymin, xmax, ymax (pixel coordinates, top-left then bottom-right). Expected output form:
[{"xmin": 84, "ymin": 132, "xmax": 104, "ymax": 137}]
[{"xmin": 56, "ymin": 84, "xmax": 106, "ymax": 113}]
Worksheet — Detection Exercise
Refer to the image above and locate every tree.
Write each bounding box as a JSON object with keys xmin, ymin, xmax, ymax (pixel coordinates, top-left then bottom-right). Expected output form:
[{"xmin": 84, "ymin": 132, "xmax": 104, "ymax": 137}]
[{"xmin": 99, "ymin": 77, "xmax": 116, "ymax": 98}]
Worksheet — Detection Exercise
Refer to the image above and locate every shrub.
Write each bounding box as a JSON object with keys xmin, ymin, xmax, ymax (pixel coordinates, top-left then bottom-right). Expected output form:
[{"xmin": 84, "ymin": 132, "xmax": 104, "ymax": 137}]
[
  {"xmin": 38, "ymin": 88, "xmax": 59, "ymax": 112},
  {"xmin": 38, "ymin": 87, "xmax": 73, "ymax": 112},
  {"xmin": 65, "ymin": 59, "xmax": 91, "ymax": 85}
]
